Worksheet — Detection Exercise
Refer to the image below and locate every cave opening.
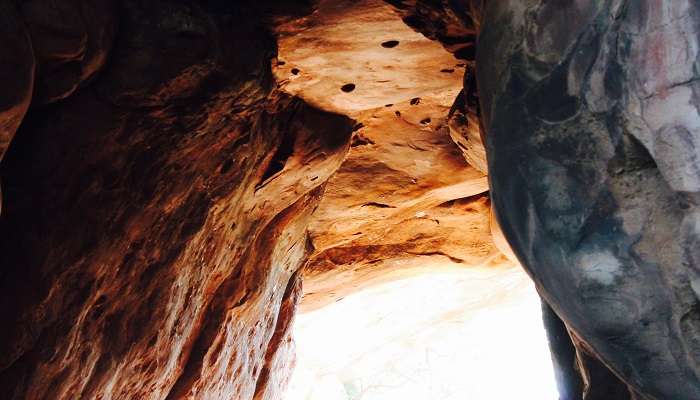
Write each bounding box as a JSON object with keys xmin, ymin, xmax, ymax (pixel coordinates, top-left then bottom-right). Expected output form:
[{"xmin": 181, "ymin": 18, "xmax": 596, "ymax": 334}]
[
  {"xmin": 272, "ymin": 1, "xmax": 563, "ymax": 399},
  {"xmin": 286, "ymin": 264, "xmax": 560, "ymax": 400}
]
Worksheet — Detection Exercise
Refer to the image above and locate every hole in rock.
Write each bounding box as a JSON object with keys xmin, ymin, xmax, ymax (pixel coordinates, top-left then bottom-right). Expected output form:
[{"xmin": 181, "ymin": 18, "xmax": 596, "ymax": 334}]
[
  {"xmin": 259, "ymin": 129, "xmax": 296, "ymax": 184},
  {"xmin": 341, "ymin": 83, "xmax": 356, "ymax": 92},
  {"xmin": 381, "ymin": 40, "xmax": 400, "ymax": 48},
  {"xmin": 291, "ymin": 68, "xmax": 300, "ymax": 75},
  {"xmin": 286, "ymin": 265, "xmax": 559, "ymax": 400}
]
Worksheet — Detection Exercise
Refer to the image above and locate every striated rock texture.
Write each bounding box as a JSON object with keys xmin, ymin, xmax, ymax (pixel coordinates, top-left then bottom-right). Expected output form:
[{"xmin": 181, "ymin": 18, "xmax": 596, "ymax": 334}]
[
  {"xmin": 303, "ymin": 101, "xmax": 497, "ymax": 309},
  {"xmin": 0, "ymin": 1, "xmax": 355, "ymax": 399},
  {"xmin": 6, "ymin": 0, "xmax": 698, "ymax": 399},
  {"xmin": 479, "ymin": 1, "xmax": 700, "ymax": 398},
  {"xmin": 272, "ymin": 0, "xmax": 512, "ymax": 312}
]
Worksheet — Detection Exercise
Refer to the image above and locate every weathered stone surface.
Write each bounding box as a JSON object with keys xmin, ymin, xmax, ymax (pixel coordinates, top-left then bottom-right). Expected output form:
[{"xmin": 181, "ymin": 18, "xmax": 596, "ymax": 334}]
[
  {"xmin": 0, "ymin": 1, "xmax": 353, "ymax": 399},
  {"xmin": 479, "ymin": 1, "xmax": 700, "ymax": 398},
  {"xmin": 272, "ymin": 0, "xmax": 510, "ymax": 312},
  {"xmin": 9, "ymin": 0, "xmax": 696, "ymax": 398},
  {"xmin": 448, "ymin": 65, "xmax": 487, "ymax": 174},
  {"xmin": 274, "ymin": 0, "xmax": 465, "ymax": 114},
  {"xmin": 541, "ymin": 300, "xmax": 586, "ymax": 400},
  {"xmin": 252, "ymin": 271, "xmax": 302, "ymax": 400},
  {"xmin": 301, "ymin": 100, "xmax": 499, "ymax": 314}
]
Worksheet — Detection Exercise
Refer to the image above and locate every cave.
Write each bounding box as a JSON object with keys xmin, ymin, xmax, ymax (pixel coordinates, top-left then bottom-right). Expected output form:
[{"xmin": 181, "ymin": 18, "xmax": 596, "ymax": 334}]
[{"xmin": 1, "ymin": 1, "xmax": 699, "ymax": 400}]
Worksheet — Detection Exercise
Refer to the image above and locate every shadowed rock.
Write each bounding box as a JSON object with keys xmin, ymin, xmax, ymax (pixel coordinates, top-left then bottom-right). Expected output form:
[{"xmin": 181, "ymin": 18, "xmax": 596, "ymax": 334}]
[
  {"xmin": 0, "ymin": 1, "xmax": 35, "ymax": 214},
  {"xmin": 479, "ymin": 1, "xmax": 700, "ymax": 398},
  {"xmin": 0, "ymin": 1, "xmax": 353, "ymax": 399}
]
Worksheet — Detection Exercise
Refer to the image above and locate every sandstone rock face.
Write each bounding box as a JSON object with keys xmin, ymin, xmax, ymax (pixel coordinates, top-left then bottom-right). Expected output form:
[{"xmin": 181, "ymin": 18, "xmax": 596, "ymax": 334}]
[
  {"xmin": 272, "ymin": 0, "xmax": 512, "ymax": 313},
  {"xmin": 304, "ymin": 103, "xmax": 496, "ymax": 309},
  {"xmin": 0, "ymin": 1, "xmax": 517, "ymax": 398},
  {"xmin": 448, "ymin": 65, "xmax": 487, "ymax": 174},
  {"xmin": 0, "ymin": 1, "xmax": 354, "ymax": 399},
  {"xmin": 479, "ymin": 1, "xmax": 700, "ymax": 398},
  {"xmin": 0, "ymin": 0, "xmax": 119, "ymax": 214},
  {"xmin": 274, "ymin": 0, "xmax": 466, "ymax": 114}
]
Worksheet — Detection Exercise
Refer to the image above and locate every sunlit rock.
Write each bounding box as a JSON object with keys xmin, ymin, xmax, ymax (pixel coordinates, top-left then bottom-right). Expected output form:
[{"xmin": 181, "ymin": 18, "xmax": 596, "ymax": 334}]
[{"xmin": 274, "ymin": 0, "xmax": 464, "ymax": 114}]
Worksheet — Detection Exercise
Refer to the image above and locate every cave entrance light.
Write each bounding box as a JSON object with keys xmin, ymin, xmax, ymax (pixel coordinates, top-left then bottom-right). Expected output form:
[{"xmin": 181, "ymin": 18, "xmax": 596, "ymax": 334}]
[{"xmin": 285, "ymin": 262, "xmax": 560, "ymax": 400}]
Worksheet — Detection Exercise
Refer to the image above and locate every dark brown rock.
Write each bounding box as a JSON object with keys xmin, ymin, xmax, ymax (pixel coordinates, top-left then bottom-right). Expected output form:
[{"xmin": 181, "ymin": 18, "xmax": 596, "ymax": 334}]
[
  {"xmin": 0, "ymin": 1, "xmax": 353, "ymax": 399},
  {"xmin": 19, "ymin": 0, "xmax": 120, "ymax": 104}
]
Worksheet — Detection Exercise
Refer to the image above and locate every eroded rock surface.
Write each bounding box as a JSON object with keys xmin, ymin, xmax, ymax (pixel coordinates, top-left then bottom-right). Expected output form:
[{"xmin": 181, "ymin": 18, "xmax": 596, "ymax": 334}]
[
  {"xmin": 303, "ymin": 101, "xmax": 496, "ymax": 309},
  {"xmin": 272, "ymin": 0, "xmax": 513, "ymax": 313},
  {"xmin": 0, "ymin": 1, "xmax": 353, "ymax": 399},
  {"xmin": 274, "ymin": 0, "xmax": 465, "ymax": 114},
  {"xmin": 5, "ymin": 0, "xmax": 694, "ymax": 399},
  {"xmin": 479, "ymin": 1, "xmax": 700, "ymax": 398}
]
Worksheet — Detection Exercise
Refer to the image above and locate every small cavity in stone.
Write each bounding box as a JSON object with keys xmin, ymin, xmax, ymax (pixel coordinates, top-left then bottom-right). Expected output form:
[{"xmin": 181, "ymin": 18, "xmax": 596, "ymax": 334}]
[
  {"xmin": 410, "ymin": 97, "xmax": 420, "ymax": 105},
  {"xmin": 385, "ymin": 104, "xmax": 393, "ymax": 107},
  {"xmin": 420, "ymin": 117, "xmax": 431, "ymax": 124},
  {"xmin": 441, "ymin": 68, "xmax": 455, "ymax": 73},
  {"xmin": 381, "ymin": 40, "xmax": 400, "ymax": 48},
  {"xmin": 291, "ymin": 68, "xmax": 300, "ymax": 75},
  {"xmin": 341, "ymin": 83, "xmax": 356, "ymax": 92}
]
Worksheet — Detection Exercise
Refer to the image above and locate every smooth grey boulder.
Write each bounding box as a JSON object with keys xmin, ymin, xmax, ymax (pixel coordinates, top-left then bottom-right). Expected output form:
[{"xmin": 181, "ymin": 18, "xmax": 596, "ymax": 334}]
[{"xmin": 479, "ymin": 1, "xmax": 700, "ymax": 399}]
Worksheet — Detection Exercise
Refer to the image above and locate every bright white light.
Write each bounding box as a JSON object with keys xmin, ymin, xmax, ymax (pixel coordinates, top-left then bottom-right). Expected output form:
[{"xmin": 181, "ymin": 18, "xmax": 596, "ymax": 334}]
[{"xmin": 285, "ymin": 264, "xmax": 559, "ymax": 400}]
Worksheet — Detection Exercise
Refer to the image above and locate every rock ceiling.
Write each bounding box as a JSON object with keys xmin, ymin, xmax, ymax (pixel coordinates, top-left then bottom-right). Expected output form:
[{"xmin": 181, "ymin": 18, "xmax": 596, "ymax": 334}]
[
  {"xmin": 274, "ymin": 0, "xmax": 464, "ymax": 114},
  {"xmin": 272, "ymin": 0, "xmax": 512, "ymax": 312}
]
